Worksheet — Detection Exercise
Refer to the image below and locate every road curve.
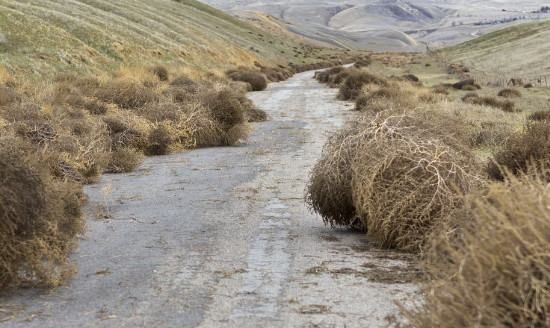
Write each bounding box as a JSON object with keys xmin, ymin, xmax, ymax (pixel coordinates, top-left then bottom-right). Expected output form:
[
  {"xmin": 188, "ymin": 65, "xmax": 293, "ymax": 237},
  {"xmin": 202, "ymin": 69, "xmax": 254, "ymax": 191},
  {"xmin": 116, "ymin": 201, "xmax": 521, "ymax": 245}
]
[{"xmin": 0, "ymin": 70, "xmax": 417, "ymax": 328}]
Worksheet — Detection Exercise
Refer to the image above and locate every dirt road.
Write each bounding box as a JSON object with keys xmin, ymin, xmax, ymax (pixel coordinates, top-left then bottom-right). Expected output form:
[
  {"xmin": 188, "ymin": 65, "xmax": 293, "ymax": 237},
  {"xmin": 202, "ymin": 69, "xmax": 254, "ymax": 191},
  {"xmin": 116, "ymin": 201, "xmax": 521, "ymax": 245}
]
[{"xmin": 0, "ymin": 71, "xmax": 417, "ymax": 327}]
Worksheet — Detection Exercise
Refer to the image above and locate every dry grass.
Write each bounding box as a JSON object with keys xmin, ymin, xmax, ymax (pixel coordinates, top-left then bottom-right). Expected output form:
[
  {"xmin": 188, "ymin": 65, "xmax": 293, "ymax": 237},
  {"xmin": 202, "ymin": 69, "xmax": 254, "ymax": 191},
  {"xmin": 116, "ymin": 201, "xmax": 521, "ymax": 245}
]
[
  {"xmin": 106, "ymin": 148, "xmax": 143, "ymax": 173},
  {"xmin": 94, "ymin": 79, "xmax": 158, "ymax": 110},
  {"xmin": 150, "ymin": 65, "xmax": 169, "ymax": 82},
  {"xmin": 226, "ymin": 68, "xmax": 268, "ymax": 91},
  {"xmin": 405, "ymin": 172, "xmax": 550, "ymax": 328},
  {"xmin": 306, "ymin": 126, "xmax": 362, "ymax": 227},
  {"xmin": 488, "ymin": 121, "xmax": 550, "ymax": 181},
  {"xmin": 452, "ymin": 79, "xmax": 481, "ymax": 90},
  {"xmin": 307, "ymin": 111, "xmax": 480, "ymax": 252},
  {"xmin": 498, "ymin": 88, "xmax": 522, "ymax": 98},
  {"xmin": 0, "ymin": 140, "xmax": 84, "ymax": 288},
  {"xmin": 463, "ymin": 94, "xmax": 517, "ymax": 112},
  {"xmin": 528, "ymin": 110, "xmax": 550, "ymax": 121},
  {"xmin": 350, "ymin": 114, "xmax": 480, "ymax": 252},
  {"xmin": 338, "ymin": 71, "xmax": 388, "ymax": 100}
]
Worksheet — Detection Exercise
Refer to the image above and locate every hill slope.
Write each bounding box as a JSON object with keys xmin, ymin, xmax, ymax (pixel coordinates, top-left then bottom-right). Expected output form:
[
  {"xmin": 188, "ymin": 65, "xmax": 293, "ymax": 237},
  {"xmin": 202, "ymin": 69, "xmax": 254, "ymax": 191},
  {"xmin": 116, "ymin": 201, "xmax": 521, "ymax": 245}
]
[
  {"xmin": 445, "ymin": 20, "xmax": 550, "ymax": 79},
  {"xmin": 203, "ymin": 0, "xmax": 550, "ymax": 51},
  {"xmin": 0, "ymin": 0, "xmax": 330, "ymax": 78}
]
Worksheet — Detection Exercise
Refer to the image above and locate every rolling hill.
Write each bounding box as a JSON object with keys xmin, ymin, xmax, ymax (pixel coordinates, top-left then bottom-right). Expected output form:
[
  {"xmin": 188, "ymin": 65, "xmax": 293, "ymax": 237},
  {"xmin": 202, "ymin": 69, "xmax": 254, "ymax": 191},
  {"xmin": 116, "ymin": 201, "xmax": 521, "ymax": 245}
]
[
  {"xmin": 0, "ymin": 0, "xmax": 335, "ymax": 79},
  {"xmin": 202, "ymin": 0, "xmax": 550, "ymax": 51},
  {"xmin": 444, "ymin": 19, "xmax": 550, "ymax": 81}
]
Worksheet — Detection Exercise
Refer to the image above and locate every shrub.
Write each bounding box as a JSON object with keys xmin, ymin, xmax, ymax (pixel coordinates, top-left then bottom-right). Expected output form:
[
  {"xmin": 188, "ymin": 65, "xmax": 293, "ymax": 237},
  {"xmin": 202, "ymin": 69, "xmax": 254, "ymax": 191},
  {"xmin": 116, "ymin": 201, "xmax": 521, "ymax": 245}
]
[
  {"xmin": 528, "ymin": 110, "xmax": 550, "ymax": 121},
  {"xmin": 150, "ymin": 65, "xmax": 169, "ymax": 81},
  {"xmin": 170, "ymin": 75, "xmax": 198, "ymax": 89},
  {"xmin": 245, "ymin": 107, "xmax": 267, "ymax": 122},
  {"xmin": 94, "ymin": 80, "xmax": 158, "ymax": 109},
  {"xmin": 314, "ymin": 66, "xmax": 345, "ymax": 84},
  {"xmin": 353, "ymin": 57, "xmax": 372, "ymax": 68},
  {"xmin": 524, "ymin": 83, "xmax": 534, "ymax": 88},
  {"xmin": 306, "ymin": 126, "xmax": 361, "ymax": 227},
  {"xmin": 226, "ymin": 69, "xmax": 267, "ymax": 91},
  {"xmin": 84, "ymin": 100, "xmax": 108, "ymax": 115},
  {"xmin": 106, "ymin": 148, "xmax": 143, "ymax": 173},
  {"xmin": 350, "ymin": 114, "xmax": 479, "ymax": 251},
  {"xmin": 488, "ymin": 121, "xmax": 550, "ymax": 181},
  {"xmin": 498, "ymin": 88, "xmax": 521, "ymax": 98},
  {"xmin": 461, "ymin": 92, "xmax": 479, "ymax": 102},
  {"xmin": 307, "ymin": 113, "xmax": 479, "ymax": 251},
  {"xmin": 406, "ymin": 173, "xmax": 550, "ymax": 328},
  {"xmin": 465, "ymin": 95, "xmax": 516, "ymax": 112},
  {"xmin": 146, "ymin": 126, "xmax": 172, "ymax": 155},
  {"xmin": 0, "ymin": 141, "xmax": 83, "ymax": 288},
  {"xmin": 402, "ymin": 74, "xmax": 420, "ymax": 83},
  {"xmin": 201, "ymin": 89, "xmax": 246, "ymax": 130},
  {"xmin": 338, "ymin": 71, "xmax": 388, "ymax": 100},
  {"xmin": 452, "ymin": 79, "xmax": 480, "ymax": 90},
  {"xmin": 0, "ymin": 86, "xmax": 20, "ymax": 106},
  {"xmin": 432, "ymin": 84, "xmax": 449, "ymax": 95},
  {"xmin": 354, "ymin": 88, "xmax": 408, "ymax": 112}
]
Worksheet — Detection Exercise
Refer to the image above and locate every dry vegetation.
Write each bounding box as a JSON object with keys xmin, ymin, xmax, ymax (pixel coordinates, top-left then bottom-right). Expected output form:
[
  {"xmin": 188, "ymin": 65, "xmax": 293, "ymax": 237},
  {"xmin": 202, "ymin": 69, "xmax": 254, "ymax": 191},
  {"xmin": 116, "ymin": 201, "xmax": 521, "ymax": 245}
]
[
  {"xmin": 0, "ymin": 63, "xmax": 282, "ymax": 288},
  {"xmin": 405, "ymin": 172, "xmax": 550, "ymax": 328},
  {"xmin": 308, "ymin": 58, "xmax": 549, "ymax": 326}
]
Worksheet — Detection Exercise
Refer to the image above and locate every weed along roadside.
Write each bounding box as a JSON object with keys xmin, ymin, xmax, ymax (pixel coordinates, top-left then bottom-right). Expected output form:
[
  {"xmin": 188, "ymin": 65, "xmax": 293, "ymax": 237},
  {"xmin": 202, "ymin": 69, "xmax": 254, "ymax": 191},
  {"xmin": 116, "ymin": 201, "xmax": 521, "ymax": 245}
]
[
  {"xmin": 308, "ymin": 54, "xmax": 550, "ymax": 327},
  {"xmin": 1, "ymin": 0, "xmax": 549, "ymax": 327}
]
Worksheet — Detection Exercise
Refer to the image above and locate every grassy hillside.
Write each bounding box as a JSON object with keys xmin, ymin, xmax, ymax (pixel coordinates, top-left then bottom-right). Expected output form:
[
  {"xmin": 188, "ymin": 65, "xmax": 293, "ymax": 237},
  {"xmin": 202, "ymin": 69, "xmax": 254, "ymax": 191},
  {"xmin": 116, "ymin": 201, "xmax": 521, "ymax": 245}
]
[
  {"xmin": 444, "ymin": 20, "xmax": 550, "ymax": 79},
  {"xmin": 0, "ymin": 0, "xmax": 334, "ymax": 79}
]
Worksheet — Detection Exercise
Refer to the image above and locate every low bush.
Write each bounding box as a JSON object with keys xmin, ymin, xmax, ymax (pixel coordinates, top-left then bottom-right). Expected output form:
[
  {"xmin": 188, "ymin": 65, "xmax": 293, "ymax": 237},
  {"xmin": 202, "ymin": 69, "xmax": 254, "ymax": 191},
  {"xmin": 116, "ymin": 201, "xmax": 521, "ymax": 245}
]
[
  {"xmin": 307, "ymin": 113, "xmax": 480, "ymax": 251},
  {"xmin": 402, "ymin": 74, "xmax": 420, "ymax": 83},
  {"xmin": 94, "ymin": 80, "xmax": 158, "ymax": 109},
  {"xmin": 150, "ymin": 65, "xmax": 169, "ymax": 81},
  {"xmin": 528, "ymin": 110, "xmax": 550, "ymax": 121},
  {"xmin": 106, "ymin": 148, "xmax": 143, "ymax": 173},
  {"xmin": 498, "ymin": 88, "xmax": 521, "ymax": 98},
  {"xmin": 338, "ymin": 71, "xmax": 388, "ymax": 100},
  {"xmin": 146, "ymin": 126, "xmax": 172, "ymax": 155},
  {"xmin": 464, "ymin": 95, "xmax": 516, "ymax": 112},
  {"xmin": 406, "ymin": 173, "xmax": 550, "ymax": 328},
  {"xmin": 487, "ymin": 120, "xmax": 550, "ymax": 181},
  {"xmin": 0, "ymin": 86, "xmax": 20, "ymax": 106},
  {"xmin": 432, "ymin": 84, "xmax": 449, "ymax": 95},
  {"xmin": 226, "ymin": 69, "xmax": 267, "ymax": 91},
  {"xmin": 314, "ymin": 66, "xmax": 345, "ymax": 84},
  {"xmin": 354, "ymin": 87, "xmax": 412, "ymax": 113},
  {"xmin": 452, "ymin": 79, "xmax": 480, "ymax": 90},
  {"xmin": 0, "ymin": 141, "xmax": 84, "ymax": 288},
  {"xmin": 350, "ymin": 114, "xmax": 479, "ymax": 251},
  {"xmin": 306, "ymin": 124, "xmax": 364, "ymax": 227}
]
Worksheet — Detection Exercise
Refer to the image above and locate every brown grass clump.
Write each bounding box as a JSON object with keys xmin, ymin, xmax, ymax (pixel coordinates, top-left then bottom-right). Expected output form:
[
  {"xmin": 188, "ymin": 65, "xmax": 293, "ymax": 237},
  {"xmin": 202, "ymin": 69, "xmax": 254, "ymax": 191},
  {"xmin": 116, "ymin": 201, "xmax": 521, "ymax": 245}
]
[
  {"xmin": 461, "ymin": 92, "xmax": 479, "ymax": 102},
  {"xmin": 314, "ymin": 66, "xmax": 345, "ymax": 84},
  {"xmin": 201, "ymin": 89, "xmax": 246, "ymax": 130},
  {"xmin": 464, "ymin": 95, "xmax": 516, "ymax": 112},
  {"xmin": 226, "ymin": 69, "xmax": 267, "ymax": 91},
  {"xmin": 432, "ymin": 84, "xmax": 449, "ymax": 95},
  {"xmin": 306, "ymin": 126, "xmax": 362, "ymax": 227},
  {"xmin": 350, "ymin": 114, "xmax": 479, "ymax": 251},
  {"xmin": 106, "ymin": 148, "xmax": 143, "ymax": 173},
  {"xmin": 150, "ymin": 65, "xmax": 169, "ymax": 81},
  {"xmin": 0, "ymin": 86, "xmax": 20, "ymax": 106},
  {"xmin": 406, "ymin": 173, "xmax": 550, "ymax": 328},
  {"xmin": 487, "ymin": 121, "xmax": 550, "ymax": 181},
  {"xmin": 402, "ymin": 74, "xmax": 420, "ymax": 83},
  {"xmin": 528, "ymin": 110, "xmax": 550, "ymax": 121},
  {"xmin": 94, "ymin": 80, "xmax": 158, "ymax": 109},
  {"xmin": 354, "ymin": 87, "xmax": 411, "ymax": 113},
  {"xmin": 307, "ymin": 113, "xmax": 479, "ymax": 250},
  {"xmin": 452, "ymin": 79, "xmax": 480, "ymax": 90},
  {"xmin": 0, "ymin": 141, "xmax": 84, "ymax": 288},
  {"xmin": 146, "ymin": 126, "xmax": 173, "ymax": 155},
  {"xmin": 498, "ymin": 88, "xmax": 522, "ymax": 98},
  {"xmin": 338, "ymin": 71, "xmax": 388, "ymax": 100}
]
